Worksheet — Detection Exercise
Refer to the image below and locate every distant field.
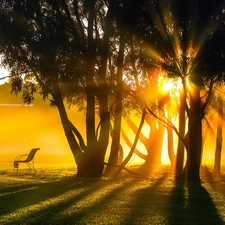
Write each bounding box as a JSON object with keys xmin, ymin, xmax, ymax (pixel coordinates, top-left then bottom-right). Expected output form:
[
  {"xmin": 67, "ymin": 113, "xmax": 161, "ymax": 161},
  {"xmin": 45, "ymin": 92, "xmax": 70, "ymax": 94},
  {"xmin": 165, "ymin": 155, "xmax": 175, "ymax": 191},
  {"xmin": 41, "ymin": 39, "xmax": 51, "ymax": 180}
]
[
  {"xmin": 0, "ymin": 162, "xmax": 76, "ymax": 171},
  {"xmin": 0, "ymin": 165, "xmax": 225, "ymax": 225}
]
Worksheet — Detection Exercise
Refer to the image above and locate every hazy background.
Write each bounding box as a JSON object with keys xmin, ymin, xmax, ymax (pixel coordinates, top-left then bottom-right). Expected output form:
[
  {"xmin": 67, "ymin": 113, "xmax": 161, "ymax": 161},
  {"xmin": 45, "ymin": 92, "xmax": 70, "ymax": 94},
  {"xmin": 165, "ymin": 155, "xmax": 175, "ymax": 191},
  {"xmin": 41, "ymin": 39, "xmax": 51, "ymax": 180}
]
[
  {"xmin": 0, "ymin": 82, "xmax": 224, "ymax": 170},
  {"xmin": 0, "ymin": 83, "xmax": 85, "ymax": 169}
]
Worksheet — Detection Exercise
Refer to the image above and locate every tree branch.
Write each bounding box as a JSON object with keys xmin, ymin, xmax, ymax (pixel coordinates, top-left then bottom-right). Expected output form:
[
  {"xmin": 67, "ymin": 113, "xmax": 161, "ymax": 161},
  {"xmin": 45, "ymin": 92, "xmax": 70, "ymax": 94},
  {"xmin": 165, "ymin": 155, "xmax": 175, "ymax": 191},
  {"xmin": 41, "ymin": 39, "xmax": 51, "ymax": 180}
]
[
  {"xmin": 123, "ymin": 110, "xmax": 148, "ymax": 145},
  {"xmin": 104, "ymin": 162, "xmax": 149, "ymax": 179},
  {"xmin": 113, "ymin": 107, "xmax": 147, "ymax": 178},
  {"xmin": 69, "ymin": 120, "xmax": 87, "ymax": 151},
  {"xmin": 0, "ymin": 75, "xmax": 11, "ymax": 80},
  {"xmin": 121, "ymin": 127, "xmax": 147, "ymax": 160},
  {"xmin": 201, "ymin": 80, "xmax": 214, "ymax": 117}
]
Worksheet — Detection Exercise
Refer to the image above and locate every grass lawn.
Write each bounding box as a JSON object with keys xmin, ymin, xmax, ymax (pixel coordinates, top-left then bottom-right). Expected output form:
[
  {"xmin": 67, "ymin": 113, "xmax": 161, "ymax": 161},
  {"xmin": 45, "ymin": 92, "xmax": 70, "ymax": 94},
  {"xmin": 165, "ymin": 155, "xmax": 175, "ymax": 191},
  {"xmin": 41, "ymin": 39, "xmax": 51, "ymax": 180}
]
[{"xmin": 0, "ymin": 165, "xmax": 225, "ymax": 225}]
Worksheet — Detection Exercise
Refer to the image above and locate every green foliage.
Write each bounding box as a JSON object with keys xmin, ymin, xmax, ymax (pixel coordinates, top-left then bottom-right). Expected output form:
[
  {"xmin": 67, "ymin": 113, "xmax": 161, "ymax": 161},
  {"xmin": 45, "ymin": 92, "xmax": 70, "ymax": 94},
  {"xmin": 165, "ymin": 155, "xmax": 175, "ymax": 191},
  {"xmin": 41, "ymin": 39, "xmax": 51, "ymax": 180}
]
[
  {"xmin": 10, "ymin": 77, "xmax": 23, "ymax": 95},
  {"xmin": 0, "ymin": 0, "xmax": 86, "ymax": 105}
]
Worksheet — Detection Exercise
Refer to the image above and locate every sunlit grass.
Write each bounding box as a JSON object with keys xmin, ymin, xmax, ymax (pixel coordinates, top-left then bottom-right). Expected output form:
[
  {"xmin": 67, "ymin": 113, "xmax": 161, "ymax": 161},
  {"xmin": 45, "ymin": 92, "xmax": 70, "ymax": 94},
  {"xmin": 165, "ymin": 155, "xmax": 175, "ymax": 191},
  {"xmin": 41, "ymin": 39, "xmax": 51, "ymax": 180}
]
[{"xmin": 0, "ymin": 165, "xmax": 225, "ymax": 225}]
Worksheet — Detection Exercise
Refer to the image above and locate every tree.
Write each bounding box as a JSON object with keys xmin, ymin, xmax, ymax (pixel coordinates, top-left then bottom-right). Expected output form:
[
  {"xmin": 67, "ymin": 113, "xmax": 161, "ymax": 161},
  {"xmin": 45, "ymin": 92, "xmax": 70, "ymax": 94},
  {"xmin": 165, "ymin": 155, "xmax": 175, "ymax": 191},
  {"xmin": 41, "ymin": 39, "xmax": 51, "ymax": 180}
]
[
  {"xmin": 1, "ymin": 0, "xmax": 225, "ymax": 182},
  {"xmin": 180, "ymin": 0, "xmax": 225, "ymax": 181},
  {"xmin": 123, "ymin": 0, "xmax": 225, "ymax": 181},
  {"xmin": 175, "ymin": 88, "xmax": 186, "ymax": 174},
  {"xmin": 213, "ymin": 85, "xmax": 224, "ymax": 178},
  {"xmin": 0, "ymin": 0, "xmax": 119, "ymax": 178},
  {"xmin": 104, "ymin": 30, "xmax": 125, "ymax": 177}
]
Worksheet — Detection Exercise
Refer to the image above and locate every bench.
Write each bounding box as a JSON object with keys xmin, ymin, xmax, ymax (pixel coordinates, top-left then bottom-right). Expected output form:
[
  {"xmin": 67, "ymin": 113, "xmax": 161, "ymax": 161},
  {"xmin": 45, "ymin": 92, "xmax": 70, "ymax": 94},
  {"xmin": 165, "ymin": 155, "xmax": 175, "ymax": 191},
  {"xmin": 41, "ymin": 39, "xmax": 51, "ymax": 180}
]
[{"xmin": 13, "ymin": 148, "xmax": 40, "ymax": 172}]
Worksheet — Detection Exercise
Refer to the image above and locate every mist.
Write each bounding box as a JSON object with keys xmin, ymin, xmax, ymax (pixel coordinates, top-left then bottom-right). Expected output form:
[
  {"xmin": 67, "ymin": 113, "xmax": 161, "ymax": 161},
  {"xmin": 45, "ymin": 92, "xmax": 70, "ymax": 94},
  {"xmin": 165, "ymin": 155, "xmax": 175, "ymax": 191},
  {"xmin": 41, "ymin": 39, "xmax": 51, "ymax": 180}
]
[{"xmin": 0, "ymin": 83, "xmax": 85, "ymax": 167}]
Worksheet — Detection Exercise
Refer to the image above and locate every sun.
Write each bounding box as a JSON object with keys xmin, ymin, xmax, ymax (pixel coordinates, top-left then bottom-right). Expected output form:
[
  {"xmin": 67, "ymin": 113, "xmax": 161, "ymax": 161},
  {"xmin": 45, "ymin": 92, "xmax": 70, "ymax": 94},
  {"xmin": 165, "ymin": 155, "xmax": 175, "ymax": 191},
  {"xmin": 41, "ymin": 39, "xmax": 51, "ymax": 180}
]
[{"xmin": 162, "ymin": 80, "xmax": 174, "ymax": 92}]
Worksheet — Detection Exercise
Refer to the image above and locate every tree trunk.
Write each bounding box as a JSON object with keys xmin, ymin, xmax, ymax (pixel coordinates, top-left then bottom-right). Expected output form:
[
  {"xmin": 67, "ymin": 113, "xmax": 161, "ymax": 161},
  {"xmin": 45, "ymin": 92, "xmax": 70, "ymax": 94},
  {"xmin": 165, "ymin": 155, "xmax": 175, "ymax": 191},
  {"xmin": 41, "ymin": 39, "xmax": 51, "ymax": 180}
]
[
  {"xmin": 185, "ymin": 86, "xmax": 202, "ymax": 181},
  {"xmin": 77, "ymin": 94, "xmax": 110, "ymax": 178},
  {"xmin": 53, "ymin": 84, "xmax": 83, "ymax": 172},
  {"xmin": 96, "ymin": 94, "xmax": 110, "ymax": 176},
  {"xmin": 105, "ymin": 31, "xmax": 125, "ymax": 177},
  {"xmin": 176, "ymin": 89, "xmax": 186, "ymax": 173},
  {"xmin": 157, "ymin": 100, "xmax": 166, "ymax": 165},
  {"xmin": 167, "ymin": 107, "xmax": 175, "ymax": 168},
  {"xmin": 86, "ymin": 0, "xmax": 96, "ymax": 147},
  {"xmin": 76, "ymin": 0, "xmax": 102, "ymax": 178},
  {"xmin": 77, "ymin": 0, "xmax": 113, "ymax": 178},
  {"xmin": 143, "ymin": 120, "xmax": 164, "ymax": 168},
  {"xmin": 213, "ymin": 94, "xmax": 223, "ymax": 178}
]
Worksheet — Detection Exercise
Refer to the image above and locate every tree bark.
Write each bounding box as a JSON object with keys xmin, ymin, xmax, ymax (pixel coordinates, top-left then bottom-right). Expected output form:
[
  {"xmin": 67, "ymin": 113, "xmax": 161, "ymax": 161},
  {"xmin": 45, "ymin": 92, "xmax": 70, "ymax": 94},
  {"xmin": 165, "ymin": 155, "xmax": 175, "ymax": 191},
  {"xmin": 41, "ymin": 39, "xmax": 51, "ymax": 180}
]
[
  {"xmin": 77, "ymin": 0, "xmax": 113, "ymax": 178},
  {"xmin": 176, "ymin": 89, "xmax": 186, "ymax": 173},
  {"xmin": 144, "ymin": 119, "xmax": 164, "ymax": 167},
  {"xmin": 105, "ymin": 31, "xmax": 125, "ymax": 177},
  {"xmin": 213, "ymin": 93, "xmax": 223, "ymax": 178},
  {"xmin": 167, "ymin": 106, "xmax": 175, "ymax": 167},
  {"xmin": 53, "ymin": 83, "xmax": 83, "ymax": 172},
  {"xmin": 86, "ymin": 0, "xmax": 96, "ymax": 147},
  {"xmin": 185, "ymin": 84, "xmax": 202, "ymax": 181}
]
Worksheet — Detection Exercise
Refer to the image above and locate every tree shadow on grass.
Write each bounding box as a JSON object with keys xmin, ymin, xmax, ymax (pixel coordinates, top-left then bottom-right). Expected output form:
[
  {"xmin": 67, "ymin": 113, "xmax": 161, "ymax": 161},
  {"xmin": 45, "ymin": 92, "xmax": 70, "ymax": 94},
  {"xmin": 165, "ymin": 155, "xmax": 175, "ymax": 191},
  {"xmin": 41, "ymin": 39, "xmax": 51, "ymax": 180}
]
[
  {"xmin": 0, "ymin": 177, "xmax": 138, "ymax": 225},
  {"xmin": 50, "ymin": 172, "xmax": 173, "ymax": 225},
  {"xmin": 121, "ymin": 172, "xmax": 169, "ymax": 225},
  {"xmin": 0, "ymin": 177, "xmax": 118, "ymax": 225},
  {"xmin": 1, "ymin": 170, "xmax": 224, "ymax": 225},
  {"xmin": 201, "ymin": 166, "xmax": 225, "ymax": 198},
  {"xmin": 49, "ymin": 179, "xmax": 137, "ymax": 225},
  {"xmin": 166, "ymin": 178, "xmax": 224, "ymax": 225},
  {"xmin": 0, "ymin": 177, "xmax": 87, "ymax": 216}
]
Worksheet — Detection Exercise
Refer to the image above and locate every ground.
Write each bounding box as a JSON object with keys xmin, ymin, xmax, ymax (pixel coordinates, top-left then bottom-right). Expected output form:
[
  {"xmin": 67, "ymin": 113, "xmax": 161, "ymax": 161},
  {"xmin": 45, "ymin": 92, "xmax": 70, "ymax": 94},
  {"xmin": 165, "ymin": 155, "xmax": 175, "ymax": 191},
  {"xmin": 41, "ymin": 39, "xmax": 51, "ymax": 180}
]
[{"xmin": 0, "ymin": 165, "xmax": 225, "ymax": 225}]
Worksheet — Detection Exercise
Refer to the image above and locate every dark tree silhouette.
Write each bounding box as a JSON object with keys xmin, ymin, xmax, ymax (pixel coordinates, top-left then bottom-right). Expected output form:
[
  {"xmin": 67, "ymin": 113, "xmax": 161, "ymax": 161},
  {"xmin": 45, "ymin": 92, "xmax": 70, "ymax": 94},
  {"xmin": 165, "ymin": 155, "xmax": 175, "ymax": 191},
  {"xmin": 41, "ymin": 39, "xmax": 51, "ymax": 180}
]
[
  {"xmin": 0, "ymin": 0, "xmax": 225, "ymax": 182},
  {"xmin": 0, "ymin": 0, "xmax": 120, "ymax": 178},
  {"xmin": 213, "ymin": 86, "xmax": 224, "ymax": 178}
]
